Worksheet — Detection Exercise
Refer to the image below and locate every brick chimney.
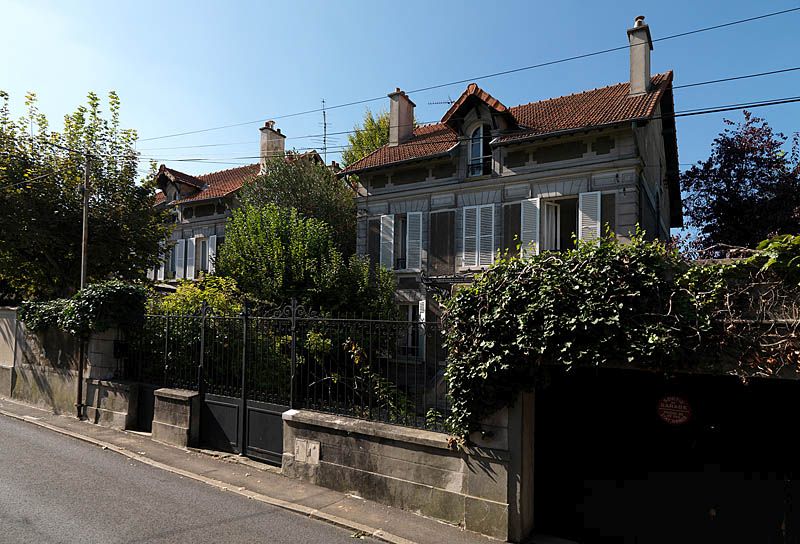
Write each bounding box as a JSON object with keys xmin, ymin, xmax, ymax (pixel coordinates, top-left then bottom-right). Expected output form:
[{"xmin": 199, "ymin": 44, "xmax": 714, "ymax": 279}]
[
  {"xmin": 388, "ymin": 88, "xmax": 415, "ymax": 147},
  {"xmin": 627, "ymin": 15, "xmax": 653, "ymax": 96},
  {"xmin": 259, "ymin": 120, "xmax": 286, "ymax": 172}
]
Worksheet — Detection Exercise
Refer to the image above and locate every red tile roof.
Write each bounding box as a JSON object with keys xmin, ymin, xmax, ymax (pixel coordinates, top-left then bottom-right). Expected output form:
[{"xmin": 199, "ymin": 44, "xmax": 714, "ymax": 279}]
[
  {"xmin": 342, "ymin": 72, "xmax": 673, "ymax": 174},
  {"xmin": 154, "ymin": 191, "xmax": 166, "ymax": 205},
  {"xmin": 158, "ymin": 165, "xmax": 205, "ymax": 189},
  {"xmin": 441, "ymin": 83, "xmax": 509, "ymax": 125},
  {"xmin": 172, "ymin": 163, "xmax": 260, "ymax": 204}
]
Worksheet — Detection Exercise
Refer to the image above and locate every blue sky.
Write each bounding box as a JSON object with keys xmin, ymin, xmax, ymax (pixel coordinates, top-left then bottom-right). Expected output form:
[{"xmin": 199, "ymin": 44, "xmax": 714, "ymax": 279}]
[{"xmin": 1, "ymin": 0, "xmax": 798, "ymax": 179}]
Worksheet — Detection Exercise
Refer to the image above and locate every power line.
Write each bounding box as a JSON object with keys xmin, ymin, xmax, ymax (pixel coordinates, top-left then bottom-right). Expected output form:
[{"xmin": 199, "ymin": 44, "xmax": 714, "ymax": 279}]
[
  {"xmin": 136, "ymin": 65, "xmax": 800, "ymax": 153},
  {"xmin": 138, "ymin": 7, "xmax": 800, "ymax": 143},
  {"xmin": 136, "ymin": 93, "xmax": 800, "ymax": 165}
]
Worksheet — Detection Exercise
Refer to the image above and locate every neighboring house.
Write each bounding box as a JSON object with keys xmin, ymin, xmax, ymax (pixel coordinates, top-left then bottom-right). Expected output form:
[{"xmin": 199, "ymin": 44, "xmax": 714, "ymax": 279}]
[
  {"xmin": 148, "ymin": 122, "xmax": 326, "ymax": 282},
  {"xmin": 340, "ymin": 16, "xmax": 681, "ymax": 323}
]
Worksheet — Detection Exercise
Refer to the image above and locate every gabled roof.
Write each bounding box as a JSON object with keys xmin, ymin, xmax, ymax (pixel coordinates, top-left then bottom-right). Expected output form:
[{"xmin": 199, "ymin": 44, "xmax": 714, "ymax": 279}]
[
  {"xmin": 342, "ymin": 71, "xmax": 673, "ymax": 174},
  {"xmin": 440, "ymin": 83, "xmax": 510, "ymax": 127},
  {"xmin": 157, "ymin": 165, "xmax": 205, "ymax": 189},
  {"xmin": 155, "ymin": 163, "xmax": 260, "ymax": 206}
]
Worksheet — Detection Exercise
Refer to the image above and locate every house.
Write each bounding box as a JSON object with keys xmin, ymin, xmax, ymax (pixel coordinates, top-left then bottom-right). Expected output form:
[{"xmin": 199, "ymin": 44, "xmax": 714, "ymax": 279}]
[
  {"xmin": 148, "ymin": 122, "xmax": 327, "ymax": 282},
  {"xmin": 340, "ymin": 16, "xmax": 681, "ymax": 323}
]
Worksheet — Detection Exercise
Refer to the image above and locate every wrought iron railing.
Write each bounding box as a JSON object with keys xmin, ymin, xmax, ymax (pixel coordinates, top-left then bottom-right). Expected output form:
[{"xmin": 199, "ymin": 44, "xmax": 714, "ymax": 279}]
[{"xmin": 123, "ymin": 301, "xmax": 451, "ymax": 432}]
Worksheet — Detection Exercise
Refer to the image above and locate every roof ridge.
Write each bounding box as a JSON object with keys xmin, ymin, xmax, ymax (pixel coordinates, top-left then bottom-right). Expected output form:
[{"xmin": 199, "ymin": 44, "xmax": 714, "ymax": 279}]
[
  {"xmin": 509, "ymin": 71, "xmax": 672, "ymax": 111},
  {"xmin": 196, "ymin": 162, "xmax": 260, "ymax": 180}
]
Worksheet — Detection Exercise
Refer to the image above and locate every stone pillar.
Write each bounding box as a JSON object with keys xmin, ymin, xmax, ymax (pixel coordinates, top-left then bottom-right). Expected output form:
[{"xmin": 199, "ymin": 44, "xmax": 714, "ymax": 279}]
[
  {"xmin": 84, "ymin": 379, "xmax": 138, "ymax": 430},
  {"xmin": 0, "ymin": 307, "xmax": 17, "ymax": 397},
  {"xmin": 152, "ymin": 388, "xmax": 200, "ymax": 447}
]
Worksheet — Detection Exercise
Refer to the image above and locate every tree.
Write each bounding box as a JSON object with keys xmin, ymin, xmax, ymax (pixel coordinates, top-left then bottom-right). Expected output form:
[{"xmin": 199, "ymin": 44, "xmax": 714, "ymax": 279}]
[
  {"xmin": 341, "ymin": 109, "xmax": 390, "ymax": 168},
  {"xmin": 682, "ymin": 112, "xmax": 800, "ymax": 249},
  {"xmin": 214, "ymin": 203, "xmax": 395, "ymax": 316},
  {"xmin": 241, "ymin": 155, "xmax": 356, "ymax": 254},
  {"xmin": 0, "ymin": 91, "xmax": 169, "ymax": 300}
]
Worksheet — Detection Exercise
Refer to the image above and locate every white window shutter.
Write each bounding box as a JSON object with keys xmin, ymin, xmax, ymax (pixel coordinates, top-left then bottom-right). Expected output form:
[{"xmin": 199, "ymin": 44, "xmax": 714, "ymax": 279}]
[
  {"xmin": 380, "ymin": 215, "xmax": 394, "ymax": 270},
  {"xmin": 157, "ymin": 258, "xmax": 165, "ymax": 281},
  {"xmin": 208, "ymin": 235, "xmax": 217, "ymax": 274},
  {"xmin": 478, "ymin": 204, "xmax": 494, "ymax": 266},
  {"xmin": 175, "ymin": 239, "xmax": 186, "ymax": 279},
  {"xmin": 579, "ymin": 192, "xmax": 602, "ymax": 242},
  {"xmin": 186, "ymin": 238, "xmax": 196, "ymax": 280},
  {"xmin": 463, "ymin": 207, "xmax": 478, "ymax": 267},
  {"xmin": 520, "ymin": 198, "xmax": 540, "ymax": 257},
  {"xmin": 147, "ymin": 268, "xmax": 155, "ymax": 281},
  {"xmin": 406, "ymin": 212, "xmax": 422, "ymax": 271},
  {"xmin": 418, "ymin": 299, "xmax": 426, "ymax": 322}
]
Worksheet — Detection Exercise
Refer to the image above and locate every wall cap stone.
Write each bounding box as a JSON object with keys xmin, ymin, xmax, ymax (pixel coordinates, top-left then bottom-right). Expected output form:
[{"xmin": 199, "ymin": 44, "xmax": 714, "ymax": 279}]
[
  {"xmin": 154, "ymin": 387, "xmax": 199, "ymax": 401},
  {"xmin": 86, "ymin": 378, "xmax": 136, "ymax": 391},
  {"xmin": 283, "ymin": 409, "xmax": 453, "ymax": 451}
]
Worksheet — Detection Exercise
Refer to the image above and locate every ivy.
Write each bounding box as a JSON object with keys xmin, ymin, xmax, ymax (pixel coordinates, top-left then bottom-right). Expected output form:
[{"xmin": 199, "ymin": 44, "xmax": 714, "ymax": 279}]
[
  {"xmin": 442, "ymin": 234, "xmax": 743, "ymax": 439},
  {"xmin": 19, "ymin": 280, "xmax": 147, "ymax": 335}
]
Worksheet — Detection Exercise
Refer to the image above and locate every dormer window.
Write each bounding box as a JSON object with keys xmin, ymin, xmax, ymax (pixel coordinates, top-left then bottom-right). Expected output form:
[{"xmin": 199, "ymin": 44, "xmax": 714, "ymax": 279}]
[{"xmin": 468, "ymin": 124, "xmax": 492, "ymax": 177}]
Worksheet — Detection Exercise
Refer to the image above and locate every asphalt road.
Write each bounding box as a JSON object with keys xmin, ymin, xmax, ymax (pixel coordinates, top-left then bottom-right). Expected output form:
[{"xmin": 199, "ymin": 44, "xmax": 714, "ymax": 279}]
[{"xmin": 0, "ymin": 414, "xmax": 370, "ymax": 543}]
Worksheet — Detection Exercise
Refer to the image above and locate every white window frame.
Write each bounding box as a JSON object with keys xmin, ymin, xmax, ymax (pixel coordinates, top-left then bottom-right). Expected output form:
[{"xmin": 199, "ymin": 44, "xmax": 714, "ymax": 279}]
[
  {"xmin": 468, "ymin": 125, "xmax": 492, "ymax": 177},
  {"xmin": 462, "ymin": 204, "xmax": 495, "ymax": 269}
]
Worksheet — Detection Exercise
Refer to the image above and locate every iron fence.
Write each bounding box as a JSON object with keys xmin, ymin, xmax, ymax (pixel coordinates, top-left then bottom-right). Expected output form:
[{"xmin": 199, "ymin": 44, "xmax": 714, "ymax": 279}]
[{"xmin": 123, "ymin": 301, "xmax": 451, "ymax": 432}]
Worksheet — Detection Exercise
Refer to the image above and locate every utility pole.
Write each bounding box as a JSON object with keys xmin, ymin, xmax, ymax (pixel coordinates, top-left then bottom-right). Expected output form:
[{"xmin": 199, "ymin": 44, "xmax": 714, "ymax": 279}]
[{"xmin": 75, "ymin": 152, "xmax": 90, "ymax": 419}]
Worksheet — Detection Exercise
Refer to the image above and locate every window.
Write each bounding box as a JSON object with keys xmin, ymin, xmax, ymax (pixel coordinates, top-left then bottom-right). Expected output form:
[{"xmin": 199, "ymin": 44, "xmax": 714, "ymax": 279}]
[
  {"xmin": 367, "ymin": 219, "xmax": 381, "ymax": 266},
  {"xmin": 398, "ymin": 303, "xmax": 423, "ymax": 359},
  {"xmin": 468, "ymin": 125, "xmax": 492, "ymax": 177},
  {"xmin": 394, "ymin": 214, "xmax": 407, "ymax": 270},
  {"xmin": 429, "ymin": 211, "xmax": 455, "ymax": 275},
  {"xmin": 503, "ymin": 203, "xmax": 521, "ymax": 257},
  {"xmin": 198, "ymin": 238, "xmax": 208, "ymax": 273},
  {"xmin": 375, "ymin": 212, "xmax": 422, "ymax": 271},
  {"xmin": 168, "ymin": 242, "xmax": 177, "ymax": 279},
  {"xmin": 462, "ymin": 204, "xmax": 495, "ymax": 267}
]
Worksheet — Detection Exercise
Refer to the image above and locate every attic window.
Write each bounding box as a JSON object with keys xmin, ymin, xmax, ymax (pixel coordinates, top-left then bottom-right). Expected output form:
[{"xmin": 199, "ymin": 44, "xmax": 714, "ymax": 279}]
[{"xmin": 468, "ymin": 125, "xmax": 492, "ymax": 177}]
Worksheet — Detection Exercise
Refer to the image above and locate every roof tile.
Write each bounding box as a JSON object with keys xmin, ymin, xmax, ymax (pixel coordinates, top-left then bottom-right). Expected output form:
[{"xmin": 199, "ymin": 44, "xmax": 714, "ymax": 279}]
[{"xmin": 342, "ymin": 72, "xmax": 673, "ymax": 174}]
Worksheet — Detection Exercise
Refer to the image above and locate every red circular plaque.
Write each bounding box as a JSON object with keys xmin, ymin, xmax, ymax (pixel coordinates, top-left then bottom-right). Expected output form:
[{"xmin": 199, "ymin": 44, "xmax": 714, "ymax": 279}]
[{"xmin": 657, "ymin": 395, "xmax": 691, "ymax": 425}]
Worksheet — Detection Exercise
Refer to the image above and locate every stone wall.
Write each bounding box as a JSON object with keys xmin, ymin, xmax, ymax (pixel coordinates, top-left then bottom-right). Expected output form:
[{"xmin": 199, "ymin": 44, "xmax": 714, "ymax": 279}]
[
  {"xmin": 0, "ymin": 308, "xmax": 137, "ymax": 427},
  {"xmin": 282, "ymin": 392, "xmax": 534, "ymax": 542}
]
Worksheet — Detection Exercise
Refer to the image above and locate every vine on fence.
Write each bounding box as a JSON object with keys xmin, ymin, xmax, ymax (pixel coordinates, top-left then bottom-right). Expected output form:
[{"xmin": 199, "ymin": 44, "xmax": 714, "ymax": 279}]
[
  {"xmin": 441, "ymin": 233, "xmax": 800, "ymax": 439},
  {"xmin": 19, "ymin": 280, "xmax": 147, "ymax": 335}
]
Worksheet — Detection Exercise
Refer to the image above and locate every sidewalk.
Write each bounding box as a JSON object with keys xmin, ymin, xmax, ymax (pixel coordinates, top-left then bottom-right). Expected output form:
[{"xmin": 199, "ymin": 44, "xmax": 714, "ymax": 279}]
[{"xmin": 0, "ymin": 395, "xmax": 496, "ymax": 544}]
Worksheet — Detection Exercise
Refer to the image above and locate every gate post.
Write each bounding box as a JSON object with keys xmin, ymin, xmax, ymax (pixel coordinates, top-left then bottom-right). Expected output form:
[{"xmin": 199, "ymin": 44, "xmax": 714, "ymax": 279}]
[
  {"xmin": 289, "ymin": 298, "xmax": 297, "ymax": 409},
  {"xmin": 197, "ymin": 302, "xmax": 207, "ymax": 398},
  {"xmin": 163, "ymin": 315, "xmax": 170, "ymax": 386},
  {"xmin": 239, "ymin": 302, "xmax": 249, "ymax": 455}
]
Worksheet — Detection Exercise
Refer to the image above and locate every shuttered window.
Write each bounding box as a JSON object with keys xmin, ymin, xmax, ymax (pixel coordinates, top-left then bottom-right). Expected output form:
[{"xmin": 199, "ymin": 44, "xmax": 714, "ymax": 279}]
[
  {"xmin": 429, "ymin": 211, "xmax": 455, "ymax": 275},
  {"xmin": 367, "ymin": 219, "xmax": 381, "ymax": 267},
  {"xmin": 578, "ymin": 191, "xmax": 602, "ymax": 242},
  {"xmin": 520, "ymin": 198, "xmax": 540, "ymax": 257},
  {"xmin": 479, "ymin": 205, "xmax": 494, "ymax": 266},
  {"xmin": 463, "ymin": 204, "xmax": 494, "ymax": 267},
  {"xmin": 380, "ymin": 215, "xmax": 394, "ymax": 270},
  {"xmin": 186, "ymin": 238, "xmax": 196, "ymax": 280},
  {"xmin": 175, "ymin": 239, "xmax": 186, "ymax": 279},
  {"xmin": 208, "ymin": 235, "xmax": 217, "ymax": 274},
  {"xmin": 406, "ymin": 212, "xmax": 422, "ymax": 271},
  {"xmin": 462, "ymin": 207, "xmax": 478, "ymax": 267}
]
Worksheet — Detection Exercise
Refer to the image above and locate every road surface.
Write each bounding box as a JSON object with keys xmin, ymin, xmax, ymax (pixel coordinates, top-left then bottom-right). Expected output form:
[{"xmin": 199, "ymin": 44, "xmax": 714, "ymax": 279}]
[{"xmin": 0, "ymin": 414, "xmax": 370, "ymax": 543}]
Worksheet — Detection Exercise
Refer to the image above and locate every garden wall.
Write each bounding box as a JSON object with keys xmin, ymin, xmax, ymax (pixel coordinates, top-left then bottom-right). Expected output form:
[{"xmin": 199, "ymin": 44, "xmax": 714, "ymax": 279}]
[
  {"xmin": 282, "ymin": 392, "xmax": 534, "ymax": 542},
  {"xmin": 0, "ymin": 307, "xmax": 136, "ymax": 423}
]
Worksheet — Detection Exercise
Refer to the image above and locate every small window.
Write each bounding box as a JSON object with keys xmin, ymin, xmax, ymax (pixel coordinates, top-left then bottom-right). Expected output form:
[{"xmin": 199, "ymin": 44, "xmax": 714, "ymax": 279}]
[
  {"xmin": 199, "ymin": 238, "xmax": 208, "ymax": 273},
  {"xmin": 394, "ymin": 214, "xmax": 408, "ymax": 270},
  {"xmin": 468, "ymin": 125, "xmax": 492, "ymax": 177}
]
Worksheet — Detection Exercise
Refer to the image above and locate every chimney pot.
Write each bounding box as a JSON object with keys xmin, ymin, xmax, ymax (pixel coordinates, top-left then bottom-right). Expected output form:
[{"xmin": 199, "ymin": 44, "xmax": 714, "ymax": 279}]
[
  {"xmin": 388, "ymin": 88, "xmax": 416, "ymax": 146},
  {"xmin": 259, "ymin": 120, "xmax": 286, "ymax": 173},
  {"xmin": 627, "ymin": 15, "xmax": 653, "ymax": 95}
]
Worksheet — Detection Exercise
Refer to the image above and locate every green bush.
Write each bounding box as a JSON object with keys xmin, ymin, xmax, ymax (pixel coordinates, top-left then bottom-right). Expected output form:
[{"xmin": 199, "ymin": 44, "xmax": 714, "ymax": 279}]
[
  {"xmin": 215, "ymin": 203, "xmax": 396, "ymax": 317},
  {"xmin": 441, "ymin": 234, "xmax": 718, "ymax": 439},
  {"xmin": 152, "ymin": 275, "xmax": 243, "ymax": 315},
  {"xmin": 19, "ymin": 280, "xmax": 147, "ymax": 335}
]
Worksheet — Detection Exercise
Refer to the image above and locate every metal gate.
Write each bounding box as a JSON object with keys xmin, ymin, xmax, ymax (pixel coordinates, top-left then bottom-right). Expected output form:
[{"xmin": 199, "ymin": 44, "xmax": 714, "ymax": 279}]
[{"xmin": 199, "ymin": 305, "xmax": 294, "ymax": 465}]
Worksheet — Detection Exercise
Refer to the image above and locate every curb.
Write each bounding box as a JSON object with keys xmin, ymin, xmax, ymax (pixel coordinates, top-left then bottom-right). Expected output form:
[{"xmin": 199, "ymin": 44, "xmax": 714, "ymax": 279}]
[{"xmin": 0, "ymin": 405, "xmax": 415, "ymax": 544}]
